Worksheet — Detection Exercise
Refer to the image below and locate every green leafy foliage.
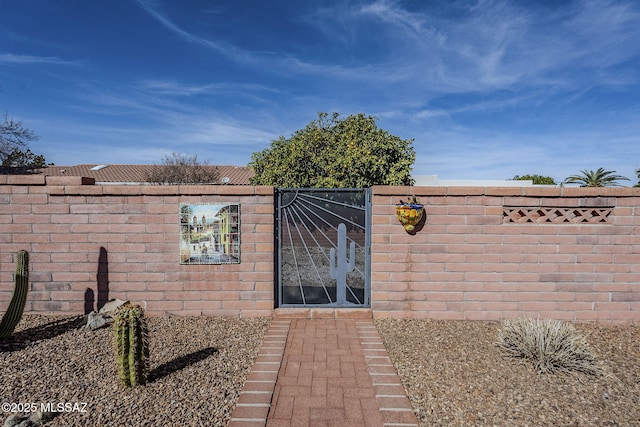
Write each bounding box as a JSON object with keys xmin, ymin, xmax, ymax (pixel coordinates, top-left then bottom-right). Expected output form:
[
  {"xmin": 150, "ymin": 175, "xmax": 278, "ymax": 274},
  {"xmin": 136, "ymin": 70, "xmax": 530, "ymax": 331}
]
[
  {"xmin": 512, "ymin": 174, "xmax": 556, "ymax": 185},
  {"xmin": 249, "ymin": 112, "xmax": 415, "ymax": 188},
  {"xmin": 1, "ymin": 148, "xmax": 51, "ymax": 169},
  {"xmin": 564, "ymin": 168, "xmax": 629, "ymax": 187}
]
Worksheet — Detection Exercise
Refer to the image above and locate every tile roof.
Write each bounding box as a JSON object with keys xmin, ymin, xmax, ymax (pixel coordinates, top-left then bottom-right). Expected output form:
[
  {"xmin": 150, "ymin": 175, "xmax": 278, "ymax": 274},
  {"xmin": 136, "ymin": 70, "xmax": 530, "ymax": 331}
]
[{"xmin": 39, "ymin": 164, "xmax": 254, "ymax": 185}]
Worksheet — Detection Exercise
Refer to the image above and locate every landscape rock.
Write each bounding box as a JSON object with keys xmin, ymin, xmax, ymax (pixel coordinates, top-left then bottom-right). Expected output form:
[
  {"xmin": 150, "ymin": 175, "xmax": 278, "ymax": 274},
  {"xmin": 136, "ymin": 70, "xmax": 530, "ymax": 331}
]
[
  {"xmin": 2, "ymin": 410, "xmax": 52, "ymax": 427},
  {"xmin": 85, "ymin": 299, "xmax": 128, "ymax": 330}
]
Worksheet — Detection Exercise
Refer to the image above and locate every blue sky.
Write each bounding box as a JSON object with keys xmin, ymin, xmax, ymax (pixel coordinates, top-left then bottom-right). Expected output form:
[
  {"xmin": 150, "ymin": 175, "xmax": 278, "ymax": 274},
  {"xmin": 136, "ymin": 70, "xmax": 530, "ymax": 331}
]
[{"xmin": 1, "ymin": 0, "xmax": 639, "ymax": 182}]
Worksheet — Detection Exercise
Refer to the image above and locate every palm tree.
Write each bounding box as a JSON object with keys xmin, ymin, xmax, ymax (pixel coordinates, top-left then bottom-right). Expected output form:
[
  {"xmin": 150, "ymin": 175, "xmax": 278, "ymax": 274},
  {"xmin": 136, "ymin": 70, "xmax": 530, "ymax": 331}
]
[{"xmin": 563, "ymin": 168, "xmax": 629, "ymax": 187}]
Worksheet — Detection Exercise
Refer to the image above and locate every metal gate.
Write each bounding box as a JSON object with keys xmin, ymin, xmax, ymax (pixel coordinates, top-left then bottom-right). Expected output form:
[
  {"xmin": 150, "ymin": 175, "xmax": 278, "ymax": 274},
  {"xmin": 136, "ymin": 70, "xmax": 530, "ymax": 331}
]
[{"xmin": 276, "ymin": 188, "xmax": 371, "ymax": 307}]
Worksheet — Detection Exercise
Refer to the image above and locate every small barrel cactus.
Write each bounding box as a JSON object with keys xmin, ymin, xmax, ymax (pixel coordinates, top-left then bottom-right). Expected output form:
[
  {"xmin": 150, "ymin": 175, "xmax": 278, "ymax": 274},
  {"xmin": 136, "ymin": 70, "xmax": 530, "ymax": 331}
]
[
  {"xmin": 113, "ymin": 303, "xmax": 150, "ymax": 386},
  {"xmin": 0, "ymin": 250, "xmax": 29, "ymax": 339}
]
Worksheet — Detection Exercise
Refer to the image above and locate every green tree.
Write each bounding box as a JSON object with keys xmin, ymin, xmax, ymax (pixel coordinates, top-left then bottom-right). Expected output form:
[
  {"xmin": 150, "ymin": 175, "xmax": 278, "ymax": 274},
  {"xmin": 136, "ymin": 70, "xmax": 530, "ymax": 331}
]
[
  {"xmin": 635, "ymin": 168, "xmax": 640, "ymax": 187},
  {"xmin": 249, "ymin": 112, "xmax": 415, "ymax": 188},
  {"xmin": 512, "ymin": 174, "xmax": 557, "ymax": 185},
  {"xmin": 563, "ymin": 168, "xmax": 630, "ymax": 187},
  {"xmin": 1, "ymin": 148, "xmax": 52, "ymax": 169},
  {"xmin": 144, "ymin": 152, "xmax": 219, "ymax": 185}
]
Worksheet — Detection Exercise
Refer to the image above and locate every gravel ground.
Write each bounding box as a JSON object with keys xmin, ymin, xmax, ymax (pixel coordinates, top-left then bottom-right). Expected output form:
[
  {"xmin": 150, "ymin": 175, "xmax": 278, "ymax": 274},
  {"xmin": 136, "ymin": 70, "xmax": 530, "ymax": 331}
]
[
  {"xmin": 1, "ymin": 315, "xmax": 270, "ymax": 427},
  {"xmin": 3, "ymin": 315, "xmax": 639, "ymax": 427},
  {"xmin": 375, "ymin": 318, "xmax": 640, "ymax": 427}
]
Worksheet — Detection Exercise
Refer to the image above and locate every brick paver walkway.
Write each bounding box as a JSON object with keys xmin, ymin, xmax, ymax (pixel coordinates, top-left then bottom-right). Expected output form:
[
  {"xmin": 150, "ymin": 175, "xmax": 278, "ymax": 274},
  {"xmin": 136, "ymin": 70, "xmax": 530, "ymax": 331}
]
[{"xmin": 228, "ymin": 317, "xmax": 419, "ymax": 427}]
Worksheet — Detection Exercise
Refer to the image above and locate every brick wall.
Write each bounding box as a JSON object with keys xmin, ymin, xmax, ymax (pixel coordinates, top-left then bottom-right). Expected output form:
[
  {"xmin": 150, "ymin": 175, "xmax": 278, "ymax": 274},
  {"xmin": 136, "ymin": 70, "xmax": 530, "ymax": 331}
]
[
  {"xmin": 371, "ymin": 185, "xmax": 640, "ymax": 323},
  {"xmin": 1, "ymin": 176, "xmax": 639, "ymax": 322},
  {"xmin": 0, "ymin": 175, "xmax": 274, "ymax": 317}
]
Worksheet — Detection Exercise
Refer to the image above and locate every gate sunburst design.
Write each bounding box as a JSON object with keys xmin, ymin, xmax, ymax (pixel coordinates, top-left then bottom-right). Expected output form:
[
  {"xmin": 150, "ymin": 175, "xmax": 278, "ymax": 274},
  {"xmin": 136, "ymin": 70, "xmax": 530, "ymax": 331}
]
[{"xmin": 276, "ymin": 188, "xmax": 371, "ymax": 307}]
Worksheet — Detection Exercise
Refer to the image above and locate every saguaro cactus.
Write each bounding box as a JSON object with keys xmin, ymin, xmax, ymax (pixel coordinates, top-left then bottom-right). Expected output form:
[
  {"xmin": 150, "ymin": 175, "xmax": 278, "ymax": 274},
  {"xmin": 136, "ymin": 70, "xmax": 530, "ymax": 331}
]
[
  {"xmin": 330, "ymin": 223, "xmax": 355, "ymax": 305},
  {"xmin": 0, "ymin": 250, "xmax": 29, "ymax": 339},
  {"xmin": 114, "ymin": 303, "xmax": 150, "ymax": 387}
]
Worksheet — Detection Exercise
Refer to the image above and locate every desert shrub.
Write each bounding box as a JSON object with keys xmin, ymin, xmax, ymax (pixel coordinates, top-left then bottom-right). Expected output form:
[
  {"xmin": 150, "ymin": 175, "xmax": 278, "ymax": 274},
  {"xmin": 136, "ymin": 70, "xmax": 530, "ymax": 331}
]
[{"xmin": 496, "ymin": 318, "xmax": 600, "ymax": 375}]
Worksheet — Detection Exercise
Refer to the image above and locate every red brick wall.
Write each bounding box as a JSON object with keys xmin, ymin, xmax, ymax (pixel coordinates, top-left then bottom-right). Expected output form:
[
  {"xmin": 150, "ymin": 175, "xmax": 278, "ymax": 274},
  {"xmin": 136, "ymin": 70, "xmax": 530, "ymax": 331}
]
[
  {"xmin": 371, "ymin": 185, "xmax": 640, "ymax": 323},
  {"xmin": 0, "ymin": 175, "xmax": 274, "ymax": 317},
  {"xmin": 1, "ymin": 176, "xmax": 639, "ymax": 322}
]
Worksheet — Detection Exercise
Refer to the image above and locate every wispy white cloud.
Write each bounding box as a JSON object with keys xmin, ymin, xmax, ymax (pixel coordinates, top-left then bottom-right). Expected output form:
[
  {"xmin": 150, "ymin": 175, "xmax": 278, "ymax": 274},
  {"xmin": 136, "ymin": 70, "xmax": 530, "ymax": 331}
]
[
  {"xmin": 4, "ymin": 0, "xmax": 638, "ymax": 182},
  {"xmin": 66, "ymin": 80, "xmax": 288, "ymax": 147},
  {"xmin": 139, "ymin": 80, "xmax": 220, "ymax": 96},
  {"xmin": 286, "ymin": 0, "xmax": 640, "ymax": 137},
  {"xmin": 138, "ymin": 80, "xmax": 281, "ymax": 97},
  {"xmin": 314, "ymin": 0, "xmax": 640, "ymax": 95},
  {"xmin": 413, "ymin": 109, "xmax": 449, "ymax": 120},
  {"xmin": 562, "ymin": 0, "xmax": 640, "ymax": 67},
  {"xmin": 134, "ymin": 0, "xmax": 254, "ymax": 63},
  {"xmin": 38, "ymin": 77, "xmax": 284, "ymax": 165},
  {"xmin": 358, "ymin": 0, "xmax": 425, "ymax": 36},
  {"xmin": 409, "ymin": 110, "xmax": 640, "ymax": 182},
  {"xmin": 0, "ymin": 53, "xmax": 77, "ymax": 65},
  {"xmin": 179, "ymin": 118, "xmax": 279, "ymax": 147},
  {"xmin": 35, "ymin": 108, "xmax": 281, "ymax": 166}
]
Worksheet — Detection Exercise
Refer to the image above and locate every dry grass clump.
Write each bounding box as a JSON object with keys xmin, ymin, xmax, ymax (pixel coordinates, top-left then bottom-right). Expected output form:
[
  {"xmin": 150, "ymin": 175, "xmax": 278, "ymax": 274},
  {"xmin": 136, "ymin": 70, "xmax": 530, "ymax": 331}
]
[{"xmin": 496, "ymin": 318, "xmax": 600, "ymax": 375}]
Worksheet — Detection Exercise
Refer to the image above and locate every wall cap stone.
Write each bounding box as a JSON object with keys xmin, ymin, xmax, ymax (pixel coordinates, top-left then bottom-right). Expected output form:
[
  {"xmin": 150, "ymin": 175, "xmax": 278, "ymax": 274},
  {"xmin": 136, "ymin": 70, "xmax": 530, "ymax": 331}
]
[
  {"xmin": 5, "ymin": 174, "xmax": 46, "ymax": 185},
  {"xmin": 373, "ymin": 185, "xmax": 640, "ymax": 198},
  {"xmin": 45, "ymin": 176, "xmax": 95, "ymax": 186}
]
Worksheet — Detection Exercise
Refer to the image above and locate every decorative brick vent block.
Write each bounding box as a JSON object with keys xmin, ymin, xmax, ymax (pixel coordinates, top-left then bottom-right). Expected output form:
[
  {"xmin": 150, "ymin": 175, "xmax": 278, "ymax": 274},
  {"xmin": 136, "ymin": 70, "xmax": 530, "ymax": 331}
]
[{"xmin": 503, "ymin": 207, "xmax": 613, "ymax": 224}]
